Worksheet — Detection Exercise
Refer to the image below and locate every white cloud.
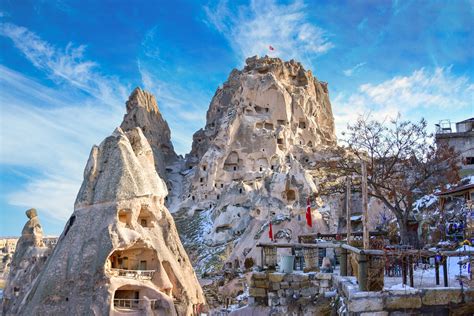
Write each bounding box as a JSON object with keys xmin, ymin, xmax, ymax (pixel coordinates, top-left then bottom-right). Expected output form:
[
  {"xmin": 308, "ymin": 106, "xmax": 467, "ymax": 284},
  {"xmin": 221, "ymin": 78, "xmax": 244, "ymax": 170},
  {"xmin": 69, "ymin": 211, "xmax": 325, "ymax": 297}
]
[
  {"xmin": 0, "ymin": 22, "xmax": 128, "ymax": 107},
  {"xmin": 343, "ymin": 62, "xmax": 366, "ymax": 77},
  {"xmin": 333, "ymin": 67, "xmax": 474, "ymax": 138},
  {"xmin": 204, "ymin": 0, "xmax": 333, "ymax": 65},
  {"xmin": 0, "ymin": 23, "xmax": 129, "ymax": 223}
]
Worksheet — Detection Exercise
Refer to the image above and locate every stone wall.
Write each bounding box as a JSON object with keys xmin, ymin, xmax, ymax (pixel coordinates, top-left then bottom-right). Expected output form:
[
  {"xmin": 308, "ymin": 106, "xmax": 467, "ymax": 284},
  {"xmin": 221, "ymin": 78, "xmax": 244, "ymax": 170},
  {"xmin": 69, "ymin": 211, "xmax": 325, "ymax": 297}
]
[
  {"xmin": 333, "ymin": 275, "xmax": 474, "ymax": 315},
  {"xmin": 248, "ymin": 271, "xmax": 334, "ymax": 314}
]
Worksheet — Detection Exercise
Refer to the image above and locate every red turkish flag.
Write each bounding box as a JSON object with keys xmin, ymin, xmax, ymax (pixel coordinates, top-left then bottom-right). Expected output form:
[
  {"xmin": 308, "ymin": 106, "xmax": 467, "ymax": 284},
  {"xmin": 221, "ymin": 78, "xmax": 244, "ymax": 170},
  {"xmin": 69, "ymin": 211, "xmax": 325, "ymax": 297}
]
[
  {"xmin": 306, "ymin": 197, "xmax": 312, "ymax": 227},
  {"xmin": 269, "ymin": 45, "xmax": 275, "ymax": 51},
  {"xmin": 269, "ymin": 222, "xmax": 274, "ymax": 241}
]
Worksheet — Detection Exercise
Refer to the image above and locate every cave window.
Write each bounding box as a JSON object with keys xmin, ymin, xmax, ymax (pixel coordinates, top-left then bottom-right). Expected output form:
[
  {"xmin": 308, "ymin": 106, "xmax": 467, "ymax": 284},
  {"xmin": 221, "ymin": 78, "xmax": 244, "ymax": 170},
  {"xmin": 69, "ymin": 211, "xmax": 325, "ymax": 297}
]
[
  {"xmin": 192, "ymin": 196, "xmax": 195, "ymax": 201},
  {"xmin": 271, "ymin": 165, "xmax": 274, "ymax": 170},
  {"xmin": 265, "ymin": 108, "xmax": 269, "ymax": 113},
  {"xmin": 141, "ymin": 219, "xmax": 147, "ymax": 227},
  {"xmin": 259, "ymin": 166, "xmax": 263, "ymax": 172},
  {"xmin": 200, "ymin": 178, "xmax": 204, "ymax": 183},
  {"xmin": 198, "ymin": 139, "xmax": 202, "ymax": 143},
  {"xmin": 239, "ymin": 188, "xmax": 243, "ymax": 194},
  {"xmin": 118, "ymin": 211, "xmax": 131, "ymax": 226},
  {"xmin": 233, "ymin": 166, "xmax": 237, "ymax": 171},
  {"xmin": 277, "ymin": 138, "xmax": 283, "ymax": 145},
  {"xmin": 205, "ymin": 195, "xmax": 208, "ymax": 199},
  {"xmin": 299, "ymin": 121, "xmax": 306, "ymax": 129},
  {"xmin": 217, "ymin": 194, "xmax": 220, "ymax": 200},
  {"xmin": 300, "ymin": 140, "xmax": 303, "ymax": 145},
  {"xmin": 189, "ymin": 166, "xmax": 193, "ymax": 170},
  {"xmin": 202, "ymin": 165, "xmax": 207, "ymax": 171},
  {"xmin": 308, "ymin": 141, "xmax": 313, "ymax": 148},
  {"xmin": 221, "ymin": 183, "xmax": 224, "ymax": 188},
  {"xmin": 286, "ymin": 190, "xmax": 296, "ymax": 201},
  {"xmin": 256, "ymin": 209, "xmax": 261, "ymax": 215}
]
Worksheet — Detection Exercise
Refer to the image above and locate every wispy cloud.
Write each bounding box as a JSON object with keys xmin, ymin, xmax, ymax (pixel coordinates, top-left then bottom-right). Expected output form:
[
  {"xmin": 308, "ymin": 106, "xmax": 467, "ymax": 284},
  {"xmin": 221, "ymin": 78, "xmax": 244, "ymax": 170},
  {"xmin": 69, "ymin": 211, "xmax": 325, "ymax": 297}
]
[
  {"xmin": 203, "ymin": 0, "xmax": 333, "ymax": 65},
  {"xmin": 0, "ymin": 22, "xmax": 128, "ymax": 107},
  {"xmin": 343, "ymin": 62, "xmax": 366, "ymax": 77},
  {"xmin": 0, "ymin": 23, "xmax": 128, "ymax": 222},
  {"xmin": 333, "ymin": 67, "xmax": 474, "ymax": 137}
]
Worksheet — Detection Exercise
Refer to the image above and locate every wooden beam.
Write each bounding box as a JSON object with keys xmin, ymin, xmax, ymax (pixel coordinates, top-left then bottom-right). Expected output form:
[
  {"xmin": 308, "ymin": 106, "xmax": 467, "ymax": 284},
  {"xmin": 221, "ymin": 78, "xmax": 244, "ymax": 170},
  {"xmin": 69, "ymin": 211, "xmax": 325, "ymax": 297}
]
[
  {"xmin": 435, "ymin": 257, "xmax": 440, "ymax": 285},
  {"xmin": 346, "ymin": 177, "xmax": 352, "ymax": 244},
  {"xmin": 443, "ymin": 256, "xmax": 448, "ymax": 287},
  {"xmin": 361, "ymin": 160, "xmax": 369, "ymax": 250}
]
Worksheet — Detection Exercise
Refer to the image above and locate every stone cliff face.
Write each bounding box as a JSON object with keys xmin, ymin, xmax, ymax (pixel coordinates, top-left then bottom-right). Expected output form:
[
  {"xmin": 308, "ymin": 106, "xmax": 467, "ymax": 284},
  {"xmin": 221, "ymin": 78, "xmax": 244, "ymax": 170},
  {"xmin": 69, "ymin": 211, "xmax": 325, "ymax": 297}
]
[
  {"xmin": 15, "ymin": 128, "xmax": 204, "ymax": 316},
  {"xmin": 170, "ymin": 56, "xmax": 341, "ymax": 273}
]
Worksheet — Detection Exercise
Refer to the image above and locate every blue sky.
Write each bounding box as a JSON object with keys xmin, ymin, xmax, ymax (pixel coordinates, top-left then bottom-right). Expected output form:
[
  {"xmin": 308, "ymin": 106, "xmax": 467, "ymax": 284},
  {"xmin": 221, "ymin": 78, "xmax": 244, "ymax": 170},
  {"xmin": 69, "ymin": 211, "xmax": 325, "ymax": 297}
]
[{"xmin": 0, "ymin": 0, "xmax": 473, "ymax": 236}]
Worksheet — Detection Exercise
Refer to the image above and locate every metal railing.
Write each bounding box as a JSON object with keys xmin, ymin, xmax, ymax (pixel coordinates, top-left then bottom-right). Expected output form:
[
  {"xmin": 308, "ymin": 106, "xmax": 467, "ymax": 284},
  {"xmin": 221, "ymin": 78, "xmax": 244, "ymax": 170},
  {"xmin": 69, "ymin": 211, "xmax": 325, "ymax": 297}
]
[
  {"xmin": 113, "ymin": 298, "xmax": 158, "ymax": 310},
  {"xmin": 108, "ymin": 268, "xmax": 155, "ymax": 280}
]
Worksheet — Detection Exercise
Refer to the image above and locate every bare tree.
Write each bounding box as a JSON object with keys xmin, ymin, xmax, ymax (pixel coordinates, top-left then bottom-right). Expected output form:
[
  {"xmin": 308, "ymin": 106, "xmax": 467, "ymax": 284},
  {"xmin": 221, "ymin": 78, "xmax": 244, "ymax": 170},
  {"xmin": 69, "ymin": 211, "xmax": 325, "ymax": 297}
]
[{"xmin": 336, "ymin": 115, "xmax": 459, "ymax": 247}]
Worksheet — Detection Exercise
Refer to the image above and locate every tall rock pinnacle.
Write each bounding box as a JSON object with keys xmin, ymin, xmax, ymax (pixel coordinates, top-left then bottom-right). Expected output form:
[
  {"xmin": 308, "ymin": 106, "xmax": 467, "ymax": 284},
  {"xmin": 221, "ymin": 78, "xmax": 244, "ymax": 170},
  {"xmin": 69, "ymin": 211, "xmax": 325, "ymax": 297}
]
[
  {"xmin": 15, "ymin": 127, "xmax": 205, "ymax": 315},
  {"xmin": 121, "ymin": 87, "xmax": 178, "ymax": 182}
]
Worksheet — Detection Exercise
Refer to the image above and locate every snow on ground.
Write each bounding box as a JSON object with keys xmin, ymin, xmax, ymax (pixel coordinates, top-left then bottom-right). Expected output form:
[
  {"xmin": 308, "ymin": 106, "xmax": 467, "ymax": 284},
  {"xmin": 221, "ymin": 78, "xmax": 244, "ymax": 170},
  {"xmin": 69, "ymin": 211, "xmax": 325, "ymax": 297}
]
[{"xmin": 384, "ymin": 245, "xmax": 473, "ymax": 289}]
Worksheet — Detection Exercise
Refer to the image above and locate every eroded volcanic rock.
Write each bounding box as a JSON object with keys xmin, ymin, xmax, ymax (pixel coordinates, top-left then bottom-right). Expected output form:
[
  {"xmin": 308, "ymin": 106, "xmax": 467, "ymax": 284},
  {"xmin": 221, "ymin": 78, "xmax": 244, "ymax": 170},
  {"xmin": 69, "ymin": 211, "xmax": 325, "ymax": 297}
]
[
  {"xmin": 121, "ymin": 87, "xmax": 178, "ymax": 182},
  {"xmin": 2, "ymin": 209, "xmax": 51, "ymax": 315},
  {"xmin": 15, "ymin": 127, "xmax": 205, "ymax": 315},
  {"xmin": 171, "ymin": 56, "xmax": 343, "ymax": 273}
]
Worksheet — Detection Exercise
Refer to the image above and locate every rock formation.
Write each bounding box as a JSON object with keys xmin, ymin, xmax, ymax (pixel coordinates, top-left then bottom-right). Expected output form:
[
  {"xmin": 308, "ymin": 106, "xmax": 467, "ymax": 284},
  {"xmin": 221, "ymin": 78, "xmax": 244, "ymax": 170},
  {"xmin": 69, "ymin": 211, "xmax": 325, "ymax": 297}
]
[
  {"xmin": 2, "ymin": 209, "xmax": 51, "ymax": 315},
  {"xmin": 170, "ymin": 56, "xmax": 344, "ymax": 273},
  {"xmin": 121, "ymin": 87, "xmax": 178, "ymax": 181},
  {"xmin": 14, "ymin": 128, "xmax": 205, "ymax": 315}
]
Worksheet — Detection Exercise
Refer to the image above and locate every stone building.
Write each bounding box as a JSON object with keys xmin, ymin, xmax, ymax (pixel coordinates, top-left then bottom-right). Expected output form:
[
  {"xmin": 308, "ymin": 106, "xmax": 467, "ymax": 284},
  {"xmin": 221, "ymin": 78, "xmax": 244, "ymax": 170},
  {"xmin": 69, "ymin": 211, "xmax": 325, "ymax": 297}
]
[{"xmin": 435, "ymin": 118, "xmax": 474, "ymax": 176}]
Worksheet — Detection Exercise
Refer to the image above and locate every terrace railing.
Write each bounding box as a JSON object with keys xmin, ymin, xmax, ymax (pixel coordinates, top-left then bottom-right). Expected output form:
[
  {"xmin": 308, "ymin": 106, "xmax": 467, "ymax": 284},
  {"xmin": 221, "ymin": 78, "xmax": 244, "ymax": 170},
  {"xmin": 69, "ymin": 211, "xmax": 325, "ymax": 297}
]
[
  {"xmin": 108, "ymin": 268, "xmax": 155, "ymax": 280},
  {"xmin": 113, "ymin": 298, "xmax": 158, "ymax": 310}
]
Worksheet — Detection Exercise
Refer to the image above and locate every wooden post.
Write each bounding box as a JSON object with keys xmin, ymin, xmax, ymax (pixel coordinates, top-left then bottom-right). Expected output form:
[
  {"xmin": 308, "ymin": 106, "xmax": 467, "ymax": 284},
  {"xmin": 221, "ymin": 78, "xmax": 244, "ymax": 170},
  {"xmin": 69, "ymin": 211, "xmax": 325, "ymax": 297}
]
[
  {"xmin": 261, "ymin": 247, "xmax": 264, "ymax": 269},
  {"xmin": 361, "ymin": 160, "xmax": 369, "ymax": 250},
  {"xmin": 409, "ymin": 255, "xmax": 414, "ymax": 287},
  {"xmin": 402, "ymin": 257, "xmax": 407, "ymax": 285},
  {"xmin": 340, "ymin": 248, "xmax": 348, "ymax": 276},
  {"xmin": 443, "ymin": 256, "xmax": 448, "ymax": 287},
  {"xmin": 346, "ymin": 177, "xmax": 352, "ymax": 244},
  {"xmin": 358, "ymin": 253, "xmax": 368, "ymax": 291},
  {"xmin": 435, "ymin": 257, "xmax": 440, "ymax": 285}
]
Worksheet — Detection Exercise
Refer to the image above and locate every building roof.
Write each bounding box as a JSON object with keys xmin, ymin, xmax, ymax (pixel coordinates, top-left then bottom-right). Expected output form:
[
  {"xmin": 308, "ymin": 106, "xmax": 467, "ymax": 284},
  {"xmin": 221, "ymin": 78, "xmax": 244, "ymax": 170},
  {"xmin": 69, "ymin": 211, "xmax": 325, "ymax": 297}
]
[
  {"xmin": 457, "ymin": 117, "xmax": 474, "ymax": 124},
  {"xmin": 435, "ymin": 183, "xmax": 474, "ymax": 197}
]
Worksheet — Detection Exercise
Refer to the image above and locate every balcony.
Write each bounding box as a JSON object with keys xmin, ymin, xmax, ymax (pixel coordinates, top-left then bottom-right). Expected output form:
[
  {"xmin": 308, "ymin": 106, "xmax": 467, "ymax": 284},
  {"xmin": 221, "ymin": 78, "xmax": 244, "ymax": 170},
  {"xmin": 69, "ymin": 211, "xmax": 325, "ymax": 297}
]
[
  {"xmin": 113, "ymin": 298, "xmax": 158, "ymax": 310},
  {"xmin": 108, "ymin": 268, "xmax": 156, "ymax": 280}
]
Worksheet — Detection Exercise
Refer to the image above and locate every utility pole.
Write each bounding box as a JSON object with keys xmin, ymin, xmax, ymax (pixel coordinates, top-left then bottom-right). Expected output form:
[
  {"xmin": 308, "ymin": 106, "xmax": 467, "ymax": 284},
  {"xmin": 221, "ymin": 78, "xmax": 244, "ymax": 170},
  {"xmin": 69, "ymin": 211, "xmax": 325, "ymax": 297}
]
[
  {"xmin": 361, "ymin": 160, "xmax": 369, "ymax": 249},
  {"xmin": 346, "ymin": 177, "xmax": 352, "ymax": 244}
]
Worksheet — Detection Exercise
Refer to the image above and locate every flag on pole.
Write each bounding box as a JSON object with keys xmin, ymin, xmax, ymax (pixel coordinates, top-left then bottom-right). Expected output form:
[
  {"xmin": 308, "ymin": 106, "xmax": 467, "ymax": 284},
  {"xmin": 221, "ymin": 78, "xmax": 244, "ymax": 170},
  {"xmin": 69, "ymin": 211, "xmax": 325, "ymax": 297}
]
[
  {"xmin": 269, "ymin": 45, "xmax": 275, "ymax": 51},
  {"xmin": 269, "ymin": 221, "xmax": 274, "ymax": 241},
  {"xmin": 306, "ymin": 196, "xmax": 312, "ymax": 227}
]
